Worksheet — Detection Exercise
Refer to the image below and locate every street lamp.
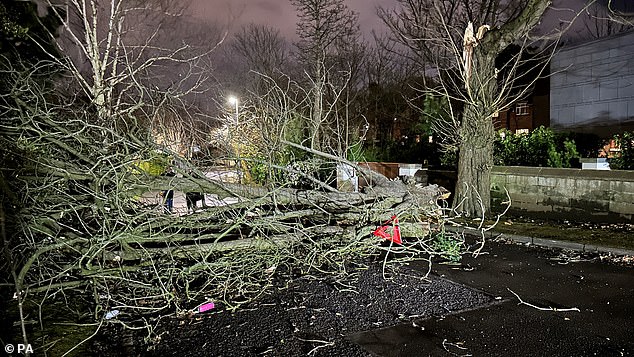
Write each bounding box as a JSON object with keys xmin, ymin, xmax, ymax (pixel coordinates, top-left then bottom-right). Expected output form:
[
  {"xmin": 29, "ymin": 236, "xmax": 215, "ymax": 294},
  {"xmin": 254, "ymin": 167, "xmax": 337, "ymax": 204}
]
[{"xmin": 228, "ymin": 96, "xmax": 239, "ymax": 126}]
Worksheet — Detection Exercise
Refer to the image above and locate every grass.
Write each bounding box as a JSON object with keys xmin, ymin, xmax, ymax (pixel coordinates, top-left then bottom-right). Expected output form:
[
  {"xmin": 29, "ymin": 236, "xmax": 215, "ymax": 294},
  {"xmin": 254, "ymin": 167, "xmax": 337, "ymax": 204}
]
[{"xmin": 483, "ymin": 216, "xmax": 634, "ymax": 251}]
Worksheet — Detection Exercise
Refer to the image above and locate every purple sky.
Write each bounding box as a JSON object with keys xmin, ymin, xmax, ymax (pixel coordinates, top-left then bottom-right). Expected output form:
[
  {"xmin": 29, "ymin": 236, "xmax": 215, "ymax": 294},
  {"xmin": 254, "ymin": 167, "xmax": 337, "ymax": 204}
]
[
  {"xmin": 187, "ymin": 0, "xmax": 400, "ymax": 40},
  {"xmin": 186, "ymin": 0, "xmax": 631, "ymax": 42}
]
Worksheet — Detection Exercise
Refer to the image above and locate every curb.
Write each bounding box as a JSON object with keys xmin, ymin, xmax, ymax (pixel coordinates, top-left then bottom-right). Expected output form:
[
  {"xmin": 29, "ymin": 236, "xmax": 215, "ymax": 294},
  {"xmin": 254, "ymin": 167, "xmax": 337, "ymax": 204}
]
[{"xmin": 445, "ymin": 225, "xmax": 634, "ymax": 257}]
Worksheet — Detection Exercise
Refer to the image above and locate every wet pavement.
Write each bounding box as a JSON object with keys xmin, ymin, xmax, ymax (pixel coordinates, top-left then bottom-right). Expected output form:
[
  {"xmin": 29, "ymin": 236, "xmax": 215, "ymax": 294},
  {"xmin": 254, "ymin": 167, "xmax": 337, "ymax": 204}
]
[{"xmin": 350, "ymin": 238, "xmax": 634, "ymax": 356}]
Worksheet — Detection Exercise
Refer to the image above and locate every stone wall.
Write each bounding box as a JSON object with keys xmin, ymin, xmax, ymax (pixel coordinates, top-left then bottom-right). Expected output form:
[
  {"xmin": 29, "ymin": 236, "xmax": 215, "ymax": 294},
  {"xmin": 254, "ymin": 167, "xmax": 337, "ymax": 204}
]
[{"xmin": 490, "ymin": 166, "xmax": 634, "ymax": 222}]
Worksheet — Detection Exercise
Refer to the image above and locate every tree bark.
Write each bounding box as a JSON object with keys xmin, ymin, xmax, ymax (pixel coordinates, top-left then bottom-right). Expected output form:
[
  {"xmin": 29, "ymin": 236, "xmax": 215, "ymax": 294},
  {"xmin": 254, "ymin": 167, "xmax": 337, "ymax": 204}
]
[
  {"xmin": 454, "ymin": 112, "xmax": 495, "ymax": 217},
  {"xmin": 454, "ymin": 49, "xmax": 496, "ymax": 217},
  {"xmin": 453, "ymin": 0, "xmax": 552, "ymax": 216}
]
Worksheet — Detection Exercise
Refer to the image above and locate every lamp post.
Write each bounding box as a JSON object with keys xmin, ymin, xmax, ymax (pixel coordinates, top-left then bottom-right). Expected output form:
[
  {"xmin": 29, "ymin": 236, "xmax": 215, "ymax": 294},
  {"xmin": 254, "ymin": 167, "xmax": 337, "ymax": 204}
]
[{"xmin": 227, "ymin": 95, "xmax": 241, "ymax": 181}]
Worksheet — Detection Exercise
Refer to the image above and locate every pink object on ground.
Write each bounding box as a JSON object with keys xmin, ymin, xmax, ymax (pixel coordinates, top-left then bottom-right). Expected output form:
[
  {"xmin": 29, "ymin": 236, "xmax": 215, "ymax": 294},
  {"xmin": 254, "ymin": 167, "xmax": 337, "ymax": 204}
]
[{"xmin": 196, "ymin": 302, "xmax": 215, "ymax": 313}]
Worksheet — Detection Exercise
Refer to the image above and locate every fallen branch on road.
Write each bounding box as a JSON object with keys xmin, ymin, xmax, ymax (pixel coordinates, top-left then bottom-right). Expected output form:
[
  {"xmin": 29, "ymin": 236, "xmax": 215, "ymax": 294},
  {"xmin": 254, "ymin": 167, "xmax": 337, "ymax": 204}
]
[{"xmin": 507, "ymin": 288, "xmax": 581, "ymax": 312}]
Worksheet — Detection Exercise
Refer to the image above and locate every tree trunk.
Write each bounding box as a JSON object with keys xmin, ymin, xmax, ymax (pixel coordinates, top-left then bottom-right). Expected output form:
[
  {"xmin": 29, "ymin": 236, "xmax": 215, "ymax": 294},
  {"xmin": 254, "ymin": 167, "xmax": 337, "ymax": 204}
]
[
  {"xmin": 311, "ymin": 62, "xmax": 324, "ymax": 151},
  {"xmin": 451, "ymin": 0, "xmax": 552, "ymax": 217},
  {"xmin": 454, "ymin": 109, "xmax": 495, "ymax": 217},
  {"xmin": 454, "ymin": 52, "xmax": 496, "ymax": 217}
]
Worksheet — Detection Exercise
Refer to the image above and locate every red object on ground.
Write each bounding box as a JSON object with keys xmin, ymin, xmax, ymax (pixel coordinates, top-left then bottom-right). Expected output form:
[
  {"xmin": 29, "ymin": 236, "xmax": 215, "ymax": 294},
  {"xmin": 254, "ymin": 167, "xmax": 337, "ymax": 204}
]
[
  {"xmin": 373, "ymin": 215, "xmax": 402, "ymax": 245},
  {"xmin": 391, "ymin": 217, "xmax": 401, "ymax": 244}
]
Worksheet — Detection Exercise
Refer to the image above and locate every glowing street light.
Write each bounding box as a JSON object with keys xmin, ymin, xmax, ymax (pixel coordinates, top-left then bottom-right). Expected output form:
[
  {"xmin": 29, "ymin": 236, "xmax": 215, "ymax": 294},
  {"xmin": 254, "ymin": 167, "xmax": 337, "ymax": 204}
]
[
  {"xmin": 227, "ymin": 95, "xmax": 242, "ymax": 181},
  {"xmin": 228, "ymin": 96, "xmax": 239, "ymax": 126}
]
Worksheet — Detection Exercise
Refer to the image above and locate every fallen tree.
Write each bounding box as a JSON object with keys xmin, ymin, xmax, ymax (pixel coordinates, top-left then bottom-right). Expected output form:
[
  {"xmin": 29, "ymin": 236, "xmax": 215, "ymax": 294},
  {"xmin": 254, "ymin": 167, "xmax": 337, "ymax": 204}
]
[
  {"xmin": 0, "ymin": 2, "xmax": 508, "ymax": 351},
  {"xmin": 0, "ymin": 60, "xmax": 466, "ymax": 354}
]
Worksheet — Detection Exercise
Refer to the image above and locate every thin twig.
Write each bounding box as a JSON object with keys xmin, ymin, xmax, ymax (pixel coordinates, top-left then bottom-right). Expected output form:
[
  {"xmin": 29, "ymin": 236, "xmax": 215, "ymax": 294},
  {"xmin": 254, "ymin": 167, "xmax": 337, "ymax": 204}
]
[
  {"xmin": 507, "ymin": 288, "xmax": 581, "ymax": 312},
  {"xmin": 296, "ymin": 337, "xmax": 335, "ymax": 356}
]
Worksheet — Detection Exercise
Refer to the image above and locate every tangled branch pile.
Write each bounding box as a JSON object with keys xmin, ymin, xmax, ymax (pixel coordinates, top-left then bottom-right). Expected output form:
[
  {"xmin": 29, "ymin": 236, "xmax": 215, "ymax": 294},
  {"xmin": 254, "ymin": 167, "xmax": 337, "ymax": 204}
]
[{"xmin": 0, "ymin": 63, "xmax": 458, "ymax": 349}]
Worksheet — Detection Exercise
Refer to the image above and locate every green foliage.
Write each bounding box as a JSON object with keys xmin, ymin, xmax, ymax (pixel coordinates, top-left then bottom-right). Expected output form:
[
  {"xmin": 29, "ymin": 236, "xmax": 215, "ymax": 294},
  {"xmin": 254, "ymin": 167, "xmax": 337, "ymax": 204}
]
[
  {"xmin": 354, "ymin": 141, "xmax": 395, "ymax": 162},
  {"xmin": 283, "ymin": 113, "xmax": 307, "ymax": 145},
  {"xmin": 349, "ymin": 93, "xmax": 451, "ymax": 165},
  {"xmin": 422, "ymin": 93, "xmax": 451, "ymax": 132},
  {"xmin": 248, "ymin": 159, "xmax": 270, "ymax": 185},
  {"xmin": 347, "ymin": 142, "xmax": 389, "ymax": 163},
  {"xmin": 439, "ymin": 149, "xmax": 458, "ymax": 168},
  {"xmin": 352, "ymin": 139, "xmax": 443, "ymax": 165},
  {"xmin": 431, "ymin": 230, "xmax": 463, "ymax": 262},
  {"xmin": 565, "ymin": 132, "xmax": 605, "ymax": 158},
  {"xmin": 246, "ymin": 157, "xmax": 277, "ymax": 185},
  {"xmin": 346, "ymin": 142, "xmax": 366, "ymax": 162},
  {"xmin": 243, "ymin": 147, "xmax": 331, "ymax": 188},
  {"xmin": 133, "ymin": 152, "xmax": 172, "ymax": 176},
  {"xmin": 494, "ymin": 126, "xmax": 579, "ymax": 168},
  {"xmin": 0, "ymin": 3, "xmax": 28, "ymax": 38},
  {"xmin": 610, "ymin": 131, "xmax": 634, "ymax": 170}
]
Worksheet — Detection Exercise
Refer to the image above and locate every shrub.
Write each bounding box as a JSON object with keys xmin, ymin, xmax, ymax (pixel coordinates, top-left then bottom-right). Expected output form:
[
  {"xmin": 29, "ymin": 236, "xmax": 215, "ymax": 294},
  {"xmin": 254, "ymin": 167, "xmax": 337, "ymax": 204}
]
[
  {"xmin": 494, "ymin": 126, "xmax": 579, "ymax": 168},
  {"xmin": 439, "ymin": 148, "xmax": 458, "ymax": 168},
  {"xmin": 565, "ymin": 132, "xmax": 604, "ymax": 158},
  {"xmin": 610, "ymin": 131, "xmax": 634, "ymax": 170},
  {"xmin": 133, "ymin": 152, "xmax": 172, "ymax": 176},
  {"xmin": 247, "ymin": 157, "xmax": 271, "ymax": 185}
]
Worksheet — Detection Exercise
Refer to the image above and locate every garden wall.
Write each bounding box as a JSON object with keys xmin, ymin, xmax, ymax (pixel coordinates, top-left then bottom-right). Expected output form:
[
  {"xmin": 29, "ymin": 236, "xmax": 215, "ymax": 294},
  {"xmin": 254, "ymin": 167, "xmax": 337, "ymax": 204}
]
[
  {"xmin": 490, "ymin": 166, "xmax": 634, "ymax": 222},
  {"xmin": 361, "ymin": 164, "xmax": 634, "ymax": 222}
]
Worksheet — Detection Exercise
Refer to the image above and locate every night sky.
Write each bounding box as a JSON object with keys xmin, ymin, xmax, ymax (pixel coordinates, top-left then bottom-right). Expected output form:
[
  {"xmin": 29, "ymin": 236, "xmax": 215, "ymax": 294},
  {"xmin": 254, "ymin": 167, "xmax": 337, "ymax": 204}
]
[
  {"xmin": 187, "ymin": 0, "xmax": 399, "ymax": 39},
  {"xmin": 187, "ymin": 0, "xmax": 633, "ymax": 42}
]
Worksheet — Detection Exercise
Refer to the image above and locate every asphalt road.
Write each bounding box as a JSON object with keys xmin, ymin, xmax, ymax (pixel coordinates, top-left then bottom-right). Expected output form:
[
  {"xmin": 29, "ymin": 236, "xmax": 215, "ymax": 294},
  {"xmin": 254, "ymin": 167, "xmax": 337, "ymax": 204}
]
[{"xmin": 350, "ymin": 239, "xmax": 634, "ymax": 356}]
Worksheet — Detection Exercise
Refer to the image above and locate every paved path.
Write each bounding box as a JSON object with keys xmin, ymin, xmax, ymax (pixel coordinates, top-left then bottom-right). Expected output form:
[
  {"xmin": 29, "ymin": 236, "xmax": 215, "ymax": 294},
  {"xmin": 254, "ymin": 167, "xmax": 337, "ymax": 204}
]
[
  {"xmin": 350, "ymin": 239, "xmax": 634, "ymax": 356},
  {"xmin": 137, "ymin": 168, "xmax": 241, "ymax": 216}
]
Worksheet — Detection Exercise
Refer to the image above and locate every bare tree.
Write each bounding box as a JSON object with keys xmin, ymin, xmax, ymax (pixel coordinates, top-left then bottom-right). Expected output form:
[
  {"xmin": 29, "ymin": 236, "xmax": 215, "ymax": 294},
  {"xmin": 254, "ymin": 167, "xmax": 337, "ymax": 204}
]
[
  {"xmin": 354, "ymin": 36, "xmax": 404, "ymax": 149},
  {"xmin": 582, "ymin": 0, "xmax": 633, "ymax": 39},
  {"xmin": 381, "ymin": 0, "xmax": 552, "ymax": 217},
  {"xmin": 39, "ymin": 0, "xmax": 222, "ymax": 148},
  {"xmin": 232, "ymin": 24, "xmax": 289, "ymax": 92},
  {"xmin": 291, "ymin": 0, "xmax": 365, "ymax": 155}
]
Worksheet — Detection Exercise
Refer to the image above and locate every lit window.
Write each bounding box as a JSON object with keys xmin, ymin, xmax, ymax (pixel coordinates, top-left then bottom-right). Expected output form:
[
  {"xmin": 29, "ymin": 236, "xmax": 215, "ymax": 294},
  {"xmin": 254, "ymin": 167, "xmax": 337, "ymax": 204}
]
[{"xmin": 515, "ymin": 102, "xmax": 529, "ymax": 115}]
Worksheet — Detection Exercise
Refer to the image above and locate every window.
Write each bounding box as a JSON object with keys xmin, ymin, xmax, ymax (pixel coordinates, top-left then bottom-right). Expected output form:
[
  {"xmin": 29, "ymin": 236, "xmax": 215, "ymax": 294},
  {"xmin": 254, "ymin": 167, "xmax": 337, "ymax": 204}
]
[{"xmin": 515, "ymin": 102, "xmax": 529, "ymax": 116}]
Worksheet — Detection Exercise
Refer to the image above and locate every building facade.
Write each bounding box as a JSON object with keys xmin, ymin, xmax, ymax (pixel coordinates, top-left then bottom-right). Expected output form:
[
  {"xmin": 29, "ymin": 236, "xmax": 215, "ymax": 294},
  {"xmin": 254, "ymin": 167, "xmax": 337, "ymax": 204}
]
[{"xmin": 550, "ymin": 29, "xmax": 634, "ymax": 138}]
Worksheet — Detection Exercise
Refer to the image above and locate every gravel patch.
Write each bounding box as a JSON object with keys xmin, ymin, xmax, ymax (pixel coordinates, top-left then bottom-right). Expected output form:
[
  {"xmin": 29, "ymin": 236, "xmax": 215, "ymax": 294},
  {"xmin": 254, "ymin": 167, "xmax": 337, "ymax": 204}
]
[{"xmin": 94, "ymin": 261, "xmax": 493, "ymax": 356}]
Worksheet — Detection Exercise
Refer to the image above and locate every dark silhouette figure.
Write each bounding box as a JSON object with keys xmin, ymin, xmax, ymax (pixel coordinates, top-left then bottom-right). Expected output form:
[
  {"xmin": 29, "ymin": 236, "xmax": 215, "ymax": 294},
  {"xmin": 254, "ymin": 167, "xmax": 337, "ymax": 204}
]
[
  {"xmin": 161, "ymin": 168, "xmax": 176, "ymax": 213},
  {"xmin": 185, "ymin": 192, "xmax": 206, "ymax": 214}
]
